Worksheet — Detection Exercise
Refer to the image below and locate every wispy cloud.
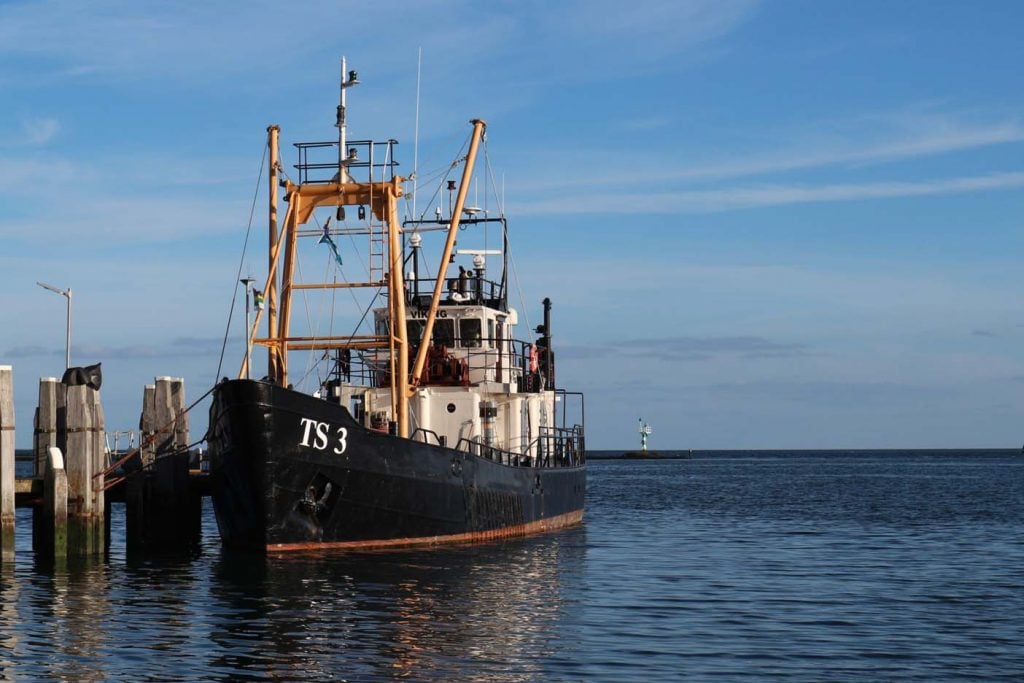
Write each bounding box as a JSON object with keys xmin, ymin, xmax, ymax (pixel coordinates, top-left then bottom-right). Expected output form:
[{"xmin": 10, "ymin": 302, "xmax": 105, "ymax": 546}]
[
  {"xmin": 0, "ymin": 117, "xmax": 61, "ymax": 147},
  {"xmin": 533, "ymin": 0, "xmax": 758, "ymax": 75},
  {"xmin": 0, "ymin": 157, "xmax": 82, "ymax": 185},
  {"xmin": 0, "ymin": 1, "xmax": 281, "ymax": 83},
  {"xmin": 9, "ymin": 337, "xmax": 225, "ymax": 360},
  {"xmin": 169, "ymin": 337, "xmax": 225, "ymax": 354},
  {"xmin": 22, "ymin": 117, "xmax": 59, "ymax": 145},
  {"xmin": 517, "ymin": 109, "xmax": 1024, "ymax": 193},
  {"xmin": 5, "ymin": 345, "xmax": 57, "ymax": 358},
  {"xmin": 628, "ymin": 336, "xmax": 804, "ymax": 359},
  {"xmin": 665, "ymin": 120, "xmax": 1024, "ymax": 184},
  {"xmin": 0, "ymin": 0, "xmax": 757, "ymax": 87},
  {"xmin": 1, "ymin": 193, "xmax": 250, "ymax": 245},
  {"xmin": 700, "ymin": 379, "xmax": 934, "ymax": 407},
  {"xmin": 561, "ymin": 335, "xmax": 804, "ymax": 362},
  {"xmin": 74, "ymin": 345, "xmax": 163, "ymax": 359},
  {"xmin": 516, "ymin": 170, "xmax": 1024, "ymax": 215},
  {"xmin": 620, "ymin": 116, "xmax": 675, "ymax": 132}
]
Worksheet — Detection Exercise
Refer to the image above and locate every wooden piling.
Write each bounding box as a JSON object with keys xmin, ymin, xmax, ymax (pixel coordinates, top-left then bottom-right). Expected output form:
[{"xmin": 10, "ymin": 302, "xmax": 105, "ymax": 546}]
[
  {"xmin": 33, "ymin": 377, "xmax": 61, "ymax": 553},
  {"xmin": 0, "ymin": 366, "xmax": 14, "ymax": 561},
  {"xmin": 154, "ymin": 377, "xmax": 177, "ymax": 453},
  {"xmin": 3, "ymin": 369, "xmax": 206, "ymax": 559},
  {"xmin": 91, "ymin": 389, "xmax": 105, "ymax": 530},
  {"xmin": 170, "ymin": 377, "xmax": 189, "ymax": 453},
  {"xmin": 65, "ymin": 384, "xmax": 104, "ymax": 556},
  {"xmin": 126, "ymin": 377, "xmax": 200, "ymax": 553},
  {"xmin": 34, "ymin": 378, "xmax": 60, "ymax": 475},
  {"xmin": 140, "ymin": 384, "xmax": 156, "ymax": 467},
  {"xmin": 56, "ymin": 380, "xmax": 67, "ymax": 468},
  {"xmin": 41, "ymin": 447, "xmax": 68, "ymax": 561}
]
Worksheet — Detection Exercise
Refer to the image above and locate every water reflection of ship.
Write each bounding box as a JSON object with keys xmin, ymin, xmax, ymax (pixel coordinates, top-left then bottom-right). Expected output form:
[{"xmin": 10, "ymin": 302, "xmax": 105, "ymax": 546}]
[{"xmin": 208, "ymin": 527, "xmax": 586, "ymax": 679}]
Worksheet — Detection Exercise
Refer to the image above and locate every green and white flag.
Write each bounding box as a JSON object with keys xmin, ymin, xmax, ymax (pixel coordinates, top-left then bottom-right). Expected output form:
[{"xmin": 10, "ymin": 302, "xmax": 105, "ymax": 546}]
[{"xmin": 319, "ymin": 226, "xmax": 344, "ymax": 267}]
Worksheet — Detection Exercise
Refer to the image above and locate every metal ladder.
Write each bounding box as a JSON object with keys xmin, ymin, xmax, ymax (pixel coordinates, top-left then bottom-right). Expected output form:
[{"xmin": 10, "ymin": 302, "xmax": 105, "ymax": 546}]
[{"xmin": 368, "ymin": 213, "xmax": 386, "ymax": 285}]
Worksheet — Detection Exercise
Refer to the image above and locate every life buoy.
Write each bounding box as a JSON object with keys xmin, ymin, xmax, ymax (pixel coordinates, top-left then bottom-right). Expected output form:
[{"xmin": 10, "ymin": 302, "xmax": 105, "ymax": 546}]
[{"xmin": 529, "ymin": 344, "xmax": 539, "ymax": 373}]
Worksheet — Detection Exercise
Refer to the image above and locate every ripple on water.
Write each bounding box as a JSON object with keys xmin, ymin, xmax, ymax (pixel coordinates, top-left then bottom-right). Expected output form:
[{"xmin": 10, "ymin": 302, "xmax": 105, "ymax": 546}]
[{"xmin": 2, "ymin": 453, "xmax": 1023, "ymax": 680}]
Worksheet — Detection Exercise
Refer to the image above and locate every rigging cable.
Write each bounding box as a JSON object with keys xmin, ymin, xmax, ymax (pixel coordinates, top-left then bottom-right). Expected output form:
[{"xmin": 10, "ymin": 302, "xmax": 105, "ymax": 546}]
[
  {"xmin": 412, "ymin": 134, "xmax": 471, "ymax": 223},
  {"xmin": 215, "ymin": 142, "xmax": 267, "ymax": 381},
  {"xmin": 291, "ymin": 238, "xmax": 320, "ymax": 392},
  {"xmin": 483, "ymin": 144, "xmax": 532, "ymax": 335},
  {"xmin": 273, "ymin": 163, "xmax": 386, "ymax": 390},
  {"xmin": 279, "ymin": 163, "xmax": 373, "ymax": 314},
  {"xmin": 292, "ymin": 288, "xmax": 383, "ymax": 389}
]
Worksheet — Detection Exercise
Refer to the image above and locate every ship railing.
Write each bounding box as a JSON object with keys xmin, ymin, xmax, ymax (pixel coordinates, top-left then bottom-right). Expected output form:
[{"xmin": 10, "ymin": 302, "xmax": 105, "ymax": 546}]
[
  {"xmin": 458, "ymin": 437, "xmax": 511, "ymax": 466},
  {"xmin": 294, "ymin": 139, "xmax": 400, "ymax": 185},
  {"xmin": 509, "ymin": 339, "xmax": 554, "ymax": 393},
  {"xmin": 405, "ymin": 276, "xmax": 504, "ymax": 309},
  {"xmin": 531, "ymin": 426, "xmax": 585, "ymax": 468},
  {"xmin": 365, "ymin": 327, "xmax": 551, "ymax": 391},
  {"xmin": 325, "ymin": 337, "xmax": 570, "ymax": 399},
  {"xmin": 455, "ymin": 429, "xmax": 585, "ymax": 469},
  {"xmin": 98, "ymin": 430, "xmax": 137, "ymax": 471},
  {"xmin": 386, "ymin": 336, "xmax": 518, "ymax": 387},
  {"xmin": 105, "ymin": 430, "xmax": 137, "ymax": 458},
  {"xmin": 411, "ymin": 428, "xmax": 447, "ymax": 447},
  {"xmin": 456, "ymin": 438, "xmax": 541, "ymax": 468},
  {"xmin": 555, "ymin": 390, "xmax": 585, "ymax": 445},
  {"xmin": 318, "ymin": 350, "xmax": 388, "ymax": 391}
]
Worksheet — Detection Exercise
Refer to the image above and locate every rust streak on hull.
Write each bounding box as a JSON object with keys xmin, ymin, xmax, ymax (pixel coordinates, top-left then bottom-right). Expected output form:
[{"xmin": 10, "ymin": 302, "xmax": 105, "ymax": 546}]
[{"xmin": 267, "ymin": 509, "xmax": 583, "ymax": 553}]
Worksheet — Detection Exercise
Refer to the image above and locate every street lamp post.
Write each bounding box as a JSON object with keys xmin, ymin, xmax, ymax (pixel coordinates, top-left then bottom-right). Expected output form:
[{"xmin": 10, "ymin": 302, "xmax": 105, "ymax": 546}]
[
  {"xmin": 240, "ymin": 277, "xmax": 255, "ymax": 380},
  {"xmin": 37, "ymin": 281, "xmax": 72, "ymax": 370}
]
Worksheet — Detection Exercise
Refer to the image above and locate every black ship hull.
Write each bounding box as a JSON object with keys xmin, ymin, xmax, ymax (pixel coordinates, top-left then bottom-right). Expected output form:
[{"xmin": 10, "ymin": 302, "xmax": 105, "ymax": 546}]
[{"xmin": 207, "ymin": 379, "xmax": 586, "ymax": 551}]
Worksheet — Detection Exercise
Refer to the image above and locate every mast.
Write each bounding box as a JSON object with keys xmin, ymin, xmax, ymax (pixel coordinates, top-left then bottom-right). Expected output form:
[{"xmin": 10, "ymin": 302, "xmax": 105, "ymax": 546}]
[
  {"xmin": 408, "ymin": 119, "xmax": 487, "ymax": 391},
  {"xmin": 388, "ymin": 194, "xmax": 409, "ymax": 436},
  {"xmin": 267, "ymin": 125, "xmax": 281, "ymax": 380},
  {"xmin": 245, "ymin": 61, "xmax": 406, "ymax": 392},
  {"xmin": 336, "ymin": 57, "xmax": 358, "ymax": 184},
  {"xmin": 243, "ymin": 69, "xmax": 483, "ymax": 444}
]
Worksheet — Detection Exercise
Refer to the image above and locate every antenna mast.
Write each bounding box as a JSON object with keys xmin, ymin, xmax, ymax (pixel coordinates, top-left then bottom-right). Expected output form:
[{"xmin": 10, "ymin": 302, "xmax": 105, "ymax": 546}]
[
  {"xmin": 336, "ymin": 57, "xmax": 359, "ymax": 183},
  {"xmin": 413, "ymin": 47, "xmax": 422, "ymax": 219}
]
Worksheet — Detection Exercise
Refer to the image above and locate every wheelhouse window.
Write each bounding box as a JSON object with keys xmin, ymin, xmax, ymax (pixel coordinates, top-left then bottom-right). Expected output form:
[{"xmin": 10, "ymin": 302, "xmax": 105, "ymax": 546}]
[
  {"xmin": 407, "ymin": 320, "xmax": 425, "ymax": 344},
  {"xmin": 433, "ymin": 319, "xmax": 455, "ymax": 348},
  {"xmin": 460, "ymin": 318, "xmax": 482, "ymax": 348}
]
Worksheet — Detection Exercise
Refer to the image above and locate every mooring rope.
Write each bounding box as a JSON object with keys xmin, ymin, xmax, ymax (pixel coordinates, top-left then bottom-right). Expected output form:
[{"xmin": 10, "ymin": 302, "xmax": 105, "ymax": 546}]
[{"xmin": 95, "ymin": 383, "xmax": 216, "ymax": 490}]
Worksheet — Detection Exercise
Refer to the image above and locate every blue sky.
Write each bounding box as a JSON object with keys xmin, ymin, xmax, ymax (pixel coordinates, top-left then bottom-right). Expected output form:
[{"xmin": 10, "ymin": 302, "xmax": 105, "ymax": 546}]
[{"xmin": 2, "ymin": 0, "xmax": 1024, "ymax": 449}]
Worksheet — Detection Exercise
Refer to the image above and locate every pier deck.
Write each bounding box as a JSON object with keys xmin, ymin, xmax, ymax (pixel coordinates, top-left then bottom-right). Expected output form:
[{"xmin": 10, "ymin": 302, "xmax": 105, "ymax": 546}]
[{"xmin": 13, "ymin": 470, "xmax": 211, "ymax": 508}]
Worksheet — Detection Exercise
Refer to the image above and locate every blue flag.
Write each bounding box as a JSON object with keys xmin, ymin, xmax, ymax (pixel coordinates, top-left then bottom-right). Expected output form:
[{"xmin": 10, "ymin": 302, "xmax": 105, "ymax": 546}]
[{"xmin": 319, "ymin": 226, "xmax": 343, "ymax": 267}]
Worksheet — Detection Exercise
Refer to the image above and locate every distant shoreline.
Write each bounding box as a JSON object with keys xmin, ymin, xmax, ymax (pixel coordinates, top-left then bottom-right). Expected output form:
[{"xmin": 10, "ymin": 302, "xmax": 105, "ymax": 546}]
[{"xmin": 586, "ymin": 448, "xmax": 1021, "ymax": 460}]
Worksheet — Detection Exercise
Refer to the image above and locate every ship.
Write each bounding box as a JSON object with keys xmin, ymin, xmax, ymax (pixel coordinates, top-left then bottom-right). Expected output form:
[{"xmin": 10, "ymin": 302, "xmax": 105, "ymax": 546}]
[{"xmin": 207, "ymin": 60, "xmax": 586, "ymax": 551}]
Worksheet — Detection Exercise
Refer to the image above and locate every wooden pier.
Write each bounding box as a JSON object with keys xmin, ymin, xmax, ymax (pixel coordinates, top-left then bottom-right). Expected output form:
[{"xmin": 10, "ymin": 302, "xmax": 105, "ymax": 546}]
[{"xmin": 0, "ymin": 366, "xmax": 209, "ymax": 562}]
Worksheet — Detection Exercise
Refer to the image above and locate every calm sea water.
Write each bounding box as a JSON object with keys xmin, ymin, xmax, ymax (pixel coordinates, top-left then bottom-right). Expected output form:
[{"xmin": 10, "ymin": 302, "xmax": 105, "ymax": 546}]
[{"xmin": 2, "ymin": 450, "xmax": 1023, "ymax": 681}]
